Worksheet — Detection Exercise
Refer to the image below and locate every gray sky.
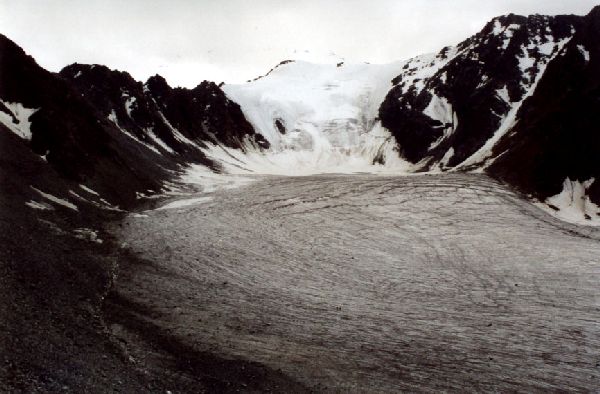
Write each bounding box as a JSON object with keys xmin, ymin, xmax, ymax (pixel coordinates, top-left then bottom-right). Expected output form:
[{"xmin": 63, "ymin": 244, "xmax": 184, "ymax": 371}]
[{"xmin": 1, "ymin": 0, "xmax": 598, "ymax": 87}]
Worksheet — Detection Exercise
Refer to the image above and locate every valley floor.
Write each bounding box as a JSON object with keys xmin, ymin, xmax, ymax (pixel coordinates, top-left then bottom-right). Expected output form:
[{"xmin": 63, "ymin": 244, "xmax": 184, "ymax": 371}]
[{"xmin": 109, "ymin": 173, "xmax": 600, "ymax": 392}]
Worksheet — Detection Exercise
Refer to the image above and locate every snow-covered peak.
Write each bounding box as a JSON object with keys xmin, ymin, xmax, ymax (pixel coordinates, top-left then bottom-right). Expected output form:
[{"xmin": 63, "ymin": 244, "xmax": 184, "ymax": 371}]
[
  {"xmin": 287, "ymin": 48, "xmax": 346, "ymax": 65},
  {"xmin": 216, "ymin": 59, "xmax": 414, "ymax": 174}
]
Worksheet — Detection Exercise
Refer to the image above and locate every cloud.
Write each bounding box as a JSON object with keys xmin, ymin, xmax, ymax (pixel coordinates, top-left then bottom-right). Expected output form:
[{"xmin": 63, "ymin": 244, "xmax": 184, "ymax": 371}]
[{"xmin": 0, "ymin": 0, "xmax": 597, "ymax": 87}]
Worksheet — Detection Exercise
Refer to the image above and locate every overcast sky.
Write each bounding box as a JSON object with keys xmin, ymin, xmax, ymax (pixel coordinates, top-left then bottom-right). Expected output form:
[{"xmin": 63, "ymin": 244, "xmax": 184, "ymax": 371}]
[{"xmin": 1, "ymin": 0, "xmax": 598, "ymax": 87}]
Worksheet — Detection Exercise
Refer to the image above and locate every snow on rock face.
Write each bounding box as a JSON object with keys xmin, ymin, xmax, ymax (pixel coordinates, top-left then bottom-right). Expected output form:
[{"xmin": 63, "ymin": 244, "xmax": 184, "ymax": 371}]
[
  {"xmin": 458, "ymin": 34, "xmax": 572, "ymax": 170},
  {"xmin": 487, "ymin": 8, "xmax": 600, "ymax": 213},
  {"xmin": 145, "ymin": 127, "xmax": 175, "ymax": 154},
  {"xmin": 496, "ymin": 86, "xmax": 511, "ymax": 103},
  {"xmin": 25, "ymin": 200, "xmax": 54, "ymax": 210},
  {"xmin": 107, "ymin": 110, "xmax": 162, "ymax": 154},
  {"xmin": 577, "ymin": 45, "xmax": 590, "ymax": 62},
  {"xmin": 391, "ymin": 49, "xmax": 458, "ymax": 96},
  {"xmin": 219, "ymin": 60, "xmax": 414, "ymax": 174},
  {"xmin": 31, "ymin": 187, "xmax": 78, "ymax": 211},
  {"xmin": 423, "ymin": 93, "xmax": 454, "ymax": 126},
  {"xmin": 123, "ymin": 94, "xmax": 137, "ymax": 118},
  {"xmin": 380, "ymin": 13, "xmax": 579, "ymax": 170},
  {"xmin": 0, "ymin": 100, "xmax": 39, "ymax": 141},
  {"xmin": 535, "ymin": 178, "xmax": 600, "ymax": 226}
]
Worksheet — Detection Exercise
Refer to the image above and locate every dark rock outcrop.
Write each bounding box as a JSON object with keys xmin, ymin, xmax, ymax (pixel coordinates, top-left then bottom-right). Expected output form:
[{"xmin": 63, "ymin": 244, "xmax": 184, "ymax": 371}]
[
  {"xmin": 0, "ymin": 34, "xmax": 171, "ymax": 208},
  {"xmin": 0, "ymin": 33, "xmax": 273, "ymax": 391},
  {"xmin": 380, "ymin": 13, "xmax": 581, "ymax": 167},
  {"xmin": 488, "ymin": 6, "xmax": 600, "ymax": 203},
  {"xmin": 379, "ymin": 7, "xmax": 600, "ymax": 204},
  {"xmin": 0, "ymin": 32, "xmax": 267, "ymax": 208},
  {"xmin": 60, "ymin": 66, "xmax": 269, "ymax": 153}
]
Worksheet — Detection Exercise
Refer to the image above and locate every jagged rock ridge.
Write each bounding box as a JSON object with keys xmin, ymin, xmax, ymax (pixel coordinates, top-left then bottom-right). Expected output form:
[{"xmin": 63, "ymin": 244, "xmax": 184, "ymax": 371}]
[
  {"xmin": 378, "ymin": 6, "xmax": 600, "ymax": 215},
  {"xmin": 0, "ymin": 33, "xmax": 268, "ymax": 209}
]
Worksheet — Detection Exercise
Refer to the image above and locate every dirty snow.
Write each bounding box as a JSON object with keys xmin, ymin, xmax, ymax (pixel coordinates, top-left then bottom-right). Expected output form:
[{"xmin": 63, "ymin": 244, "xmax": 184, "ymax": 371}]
[
  {"xmin": 180, "ymin": 165, "xmax": 257, "ymax": 192},
  {"xmin": 116, "ymin": 173, "xmax": 600, "ymax": 391},
  {"xmin": 157, "ymin": 196, "xmax": 213, "ymax": 210},
  {"xmin": 73, "ymin": 228, "xmax": 103, "ymax": 243}
]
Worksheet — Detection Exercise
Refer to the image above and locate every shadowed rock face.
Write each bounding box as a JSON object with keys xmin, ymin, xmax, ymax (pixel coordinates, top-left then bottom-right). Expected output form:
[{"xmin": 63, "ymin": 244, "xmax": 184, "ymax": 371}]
[
  {"xmin": 380, "ymin": 13, "xmax": 580, "ymax": 166},
  {"xmin": 379, "ymin": 7, "xmax": 600, "ymax": 204},
  {"xmin": 60, "ymin": 65, "xmax": 269, "ymax": 153},
  {"xmin": 0, "ymin": 34, "xmax": 175, "ymax": 208},
  {"xmin": 0, "ymin": 32, "xmax": 267, "ymax": 208},
  {"xmin": 0, "ymin": 33, "xmax": 288, "ymax": 392},
  {"xmin": 488, "ymin": 6, "xmax": 600, "ymax": 203}
]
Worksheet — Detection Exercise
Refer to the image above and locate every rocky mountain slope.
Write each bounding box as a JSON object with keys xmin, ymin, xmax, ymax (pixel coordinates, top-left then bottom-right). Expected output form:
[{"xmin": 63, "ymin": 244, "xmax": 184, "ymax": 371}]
[
  {"xmin": 0, "ymin": 32, "xmax": 269, "ymax": 210},
  {"xmin": 209, "ymin": 7, "xmax": 600, "ymax": 224},
  {"xmin": 0, "ymin": 33, "xmax": 276, "ymax": 391},
  {"xmin": 379, "ymin": 6, "xmax": 600, "ymax": 222}
]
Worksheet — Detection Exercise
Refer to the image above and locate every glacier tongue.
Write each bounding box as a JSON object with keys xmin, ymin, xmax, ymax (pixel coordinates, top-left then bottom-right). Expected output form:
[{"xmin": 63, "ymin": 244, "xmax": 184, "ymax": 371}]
[{"xmin": 214, "ymin": 60, "xmax": 415, "ymax": 174}]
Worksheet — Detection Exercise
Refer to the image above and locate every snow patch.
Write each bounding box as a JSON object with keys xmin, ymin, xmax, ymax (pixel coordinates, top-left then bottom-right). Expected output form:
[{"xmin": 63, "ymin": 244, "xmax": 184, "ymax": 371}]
[
  {"xmin": 108, "ymin": 110, "xmax": 161, "ymax": 154},
  {"xmin": 538, "ymin": 41, "xmax": 556, "ymax": 56},
  {"xmin": 157, "ymin": 196, "xmax": 213, "ymax": 210},
  {"xmin": 73, "ymin": 228, "xmax": 103, "ymax": 243},
  {"xmin": 124, "ymin": 96, "xmax": 137, "ymax": 118},
  {"xmin": 79, "ymin": 184, "xmax": 100, "ymax": 196},
  {"xmin": 72, "ymin": 188, "xmax": 122, "ymax": 211},
  {"xmin": 157, "ymin": 110, "xmax": 202, "ymax": 149},
  {"xmin": 0, "ymin": 100, "xmax": 39, "ymax": 141},
  {"xmin": 496, "ymin": 86, "xmax": 510, "ymax": 103},
  {"xmin": 518, "ymin": 46, "xmax": 536, "ymax": 75},
  {"xmin": 31, "ymin": 187, "xmax": 78, "ymax": 211},
  {"xmin": 423, "ymin": 93, "xmax": 457, "ymax": 151},
  {"xmin": 145, "ymin": 127, "xmax": 175, "ymax": 153},
  {"xmin": 577, "ymin": 45, "xmax": 590, "ymax": 62},
  {"xmin": 438, "ymin": 147, "xmax": 454, "ymax": 168},
  {"xmin": 396, "ymin": 49, "xmax": 458, "ymax": 96},
  {"xmin": 25, "ymin": 200, "xmax": 54, "ymax": 210},
  {"xmin": 423, "ymin": 94, "xmax": 453, "ymax": 126},
  {"xmin": 498, "ymin": 23, "xmax": 520, "ymax": 50},
  {"xmin": 535, "ymin": 178, "xmax": 600, "ymax": 226}
]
